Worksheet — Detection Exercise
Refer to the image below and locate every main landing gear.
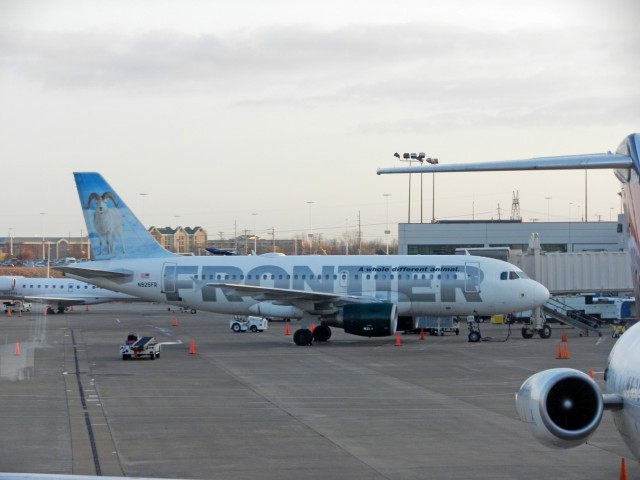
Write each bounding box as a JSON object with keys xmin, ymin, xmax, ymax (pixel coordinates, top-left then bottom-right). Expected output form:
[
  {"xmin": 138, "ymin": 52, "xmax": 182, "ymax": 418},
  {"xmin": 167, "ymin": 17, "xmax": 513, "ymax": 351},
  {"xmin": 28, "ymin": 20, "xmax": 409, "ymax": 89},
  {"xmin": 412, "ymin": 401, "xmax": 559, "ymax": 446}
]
[
  {"xmin": 521, "ymin": 324, "xmax": 552, "ymax": 339},
  {"xmin": 521, "ymin": 309, "xmax": 552, "ymax": 339},
  {"xmin": 293, "ymin": 325, "xmax": 333, "ymax": 346}
]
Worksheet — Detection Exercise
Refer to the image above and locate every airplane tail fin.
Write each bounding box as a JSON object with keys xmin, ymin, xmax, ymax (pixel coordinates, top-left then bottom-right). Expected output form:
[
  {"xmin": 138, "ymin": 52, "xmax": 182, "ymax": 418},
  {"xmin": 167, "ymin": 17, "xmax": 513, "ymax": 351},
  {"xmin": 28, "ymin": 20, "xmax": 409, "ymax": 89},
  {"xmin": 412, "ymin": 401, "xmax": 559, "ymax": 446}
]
[{"xmin": 73, "ymin": 172, "xmax": 175, "ymax": 260}]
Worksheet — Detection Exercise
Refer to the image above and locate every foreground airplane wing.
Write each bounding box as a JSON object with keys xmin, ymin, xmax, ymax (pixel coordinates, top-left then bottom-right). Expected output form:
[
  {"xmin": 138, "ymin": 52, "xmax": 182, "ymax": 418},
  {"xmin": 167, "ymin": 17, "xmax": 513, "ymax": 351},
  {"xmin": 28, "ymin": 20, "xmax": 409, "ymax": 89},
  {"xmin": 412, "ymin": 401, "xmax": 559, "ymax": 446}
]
[{"xmin": 377, "ymin": 152, "xmax": 633, "ymax": 174}]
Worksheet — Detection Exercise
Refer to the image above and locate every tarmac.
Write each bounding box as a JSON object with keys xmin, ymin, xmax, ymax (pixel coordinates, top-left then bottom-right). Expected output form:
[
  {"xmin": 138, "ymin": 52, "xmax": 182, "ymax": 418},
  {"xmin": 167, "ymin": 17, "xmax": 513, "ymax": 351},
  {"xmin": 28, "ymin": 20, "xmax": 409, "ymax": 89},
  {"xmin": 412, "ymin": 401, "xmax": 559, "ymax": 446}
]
[{"xmin": 0, "ymin": 302, "xmax": 636, "ymax": 479}]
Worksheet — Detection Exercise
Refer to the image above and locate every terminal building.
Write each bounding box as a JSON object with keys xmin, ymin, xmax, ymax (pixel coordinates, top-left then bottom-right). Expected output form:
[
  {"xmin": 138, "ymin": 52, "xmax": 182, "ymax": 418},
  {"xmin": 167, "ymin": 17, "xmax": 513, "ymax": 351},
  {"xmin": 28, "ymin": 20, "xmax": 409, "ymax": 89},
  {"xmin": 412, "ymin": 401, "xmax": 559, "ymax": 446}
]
[
  {"xmin": 398, "ymin": 215, "xmax": 627, "ymax": 255},
  {"xmin": 398, "ymin": 215, "xmax": 633, "ymax": 296}
]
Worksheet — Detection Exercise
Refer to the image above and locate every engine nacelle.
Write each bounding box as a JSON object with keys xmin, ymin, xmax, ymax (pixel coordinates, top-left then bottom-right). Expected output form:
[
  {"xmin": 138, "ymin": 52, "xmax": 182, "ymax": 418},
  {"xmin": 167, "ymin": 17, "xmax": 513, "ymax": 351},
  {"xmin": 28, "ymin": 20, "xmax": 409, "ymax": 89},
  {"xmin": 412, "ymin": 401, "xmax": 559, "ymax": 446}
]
[
  {"xmin": 515, "ymin": 368, "xmax": 603, "ymax": 449},
  {"xmin": 0, "ymin": 276, "xmax": 20, "ymax": 292},
  {"xmin": 337, "ymin": 303, "xmax": 398, "ymax": 337}
]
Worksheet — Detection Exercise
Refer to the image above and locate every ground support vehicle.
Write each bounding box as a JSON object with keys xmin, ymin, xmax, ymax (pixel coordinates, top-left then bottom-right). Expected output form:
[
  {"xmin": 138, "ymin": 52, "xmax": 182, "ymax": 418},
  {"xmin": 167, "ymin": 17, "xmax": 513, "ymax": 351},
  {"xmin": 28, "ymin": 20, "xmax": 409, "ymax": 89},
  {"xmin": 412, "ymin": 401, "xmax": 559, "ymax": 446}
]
[
  {"xmin": 229, "ymin": 316, "xmax": 268, "ymax": 333},
  {"xmin": 412, "ymin": 316, "xmax": 460, "ymax": 336},
  {"xmin": 120, "ymin": 333, "xmax": 161, "ymax": 360},
  {"xmin": 3, "ymin": 301, "xmax": 32, "ymax": 313}
]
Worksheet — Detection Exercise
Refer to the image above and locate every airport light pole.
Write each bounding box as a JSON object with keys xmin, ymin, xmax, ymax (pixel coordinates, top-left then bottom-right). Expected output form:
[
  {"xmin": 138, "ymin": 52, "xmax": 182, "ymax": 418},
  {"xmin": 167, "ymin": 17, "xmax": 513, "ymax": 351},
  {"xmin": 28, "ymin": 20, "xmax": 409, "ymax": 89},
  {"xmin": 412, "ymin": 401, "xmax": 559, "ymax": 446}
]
[
  {"xmin": 426, "ymin": 157, "xmax": 439, "ymax": 223},
  {"xmin": 8, "ymin": 227, "xmax": 13, "ymax": 257},
  {"xmin": 394, "ymin": 153, "xmax": 412, "ymax": 223},
  {"xmin": 394, "ymin": 153, "xmax": 438, "ymax": 224},
  {"xmin": 252, "ymin": 213, "xmax": 258, "ymax": 254},
  {"xmin": 383, "ymin": 193, "xmax": 391, "ymax": 254},
  {"xmin": 306, "ymin": 201, "xmax": 314, "ymax": 254},
  {"xmin": 40, "ymin": 212, "xmax": 46, "ymax": 261}
]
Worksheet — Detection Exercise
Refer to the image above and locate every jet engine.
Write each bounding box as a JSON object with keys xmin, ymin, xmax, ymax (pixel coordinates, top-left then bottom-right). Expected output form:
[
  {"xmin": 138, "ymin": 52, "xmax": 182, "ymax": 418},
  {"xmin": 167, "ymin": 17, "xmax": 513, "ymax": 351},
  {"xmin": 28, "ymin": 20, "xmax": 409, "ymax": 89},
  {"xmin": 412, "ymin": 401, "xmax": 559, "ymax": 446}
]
[
  {"xmin": 323, "ymin": 303, "xmax": 398, "ymax": 337},
  {"xmin": 0, "ymin": 276, "xmax": 18, "ymax": 292},
  {"xmin": 515, "ymin": 368, "xmax": 603, "ymax": 449}
]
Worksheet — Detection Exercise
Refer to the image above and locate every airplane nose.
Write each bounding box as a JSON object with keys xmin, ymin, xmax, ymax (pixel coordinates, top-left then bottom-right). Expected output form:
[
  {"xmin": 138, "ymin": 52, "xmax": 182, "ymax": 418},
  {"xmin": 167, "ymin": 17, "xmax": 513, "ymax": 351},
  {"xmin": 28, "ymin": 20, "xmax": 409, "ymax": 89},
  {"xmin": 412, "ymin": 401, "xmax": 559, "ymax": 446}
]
[{"xmin": 534, "ymin": 281, "xmax": 550, "ymax": 306}]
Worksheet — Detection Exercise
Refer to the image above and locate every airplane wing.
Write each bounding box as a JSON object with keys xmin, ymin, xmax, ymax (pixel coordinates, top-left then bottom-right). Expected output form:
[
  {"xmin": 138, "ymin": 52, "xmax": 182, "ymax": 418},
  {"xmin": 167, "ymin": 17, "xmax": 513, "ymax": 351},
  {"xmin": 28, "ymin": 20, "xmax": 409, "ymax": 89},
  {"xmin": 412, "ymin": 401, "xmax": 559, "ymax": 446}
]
[
  {"xmin": 55, "ymin": 265, "xmax": 132, "ymax": 279},
  {"xmin": 377, "ymin": 152, "xmax": 632, "ymax": 174},
  {"xmin": 207, "ymin": 283, "xmax": 382, "ymax": 305},
  {"xmin": 21, "ymin": 296, "xmax": 90, "ymax": 306}
]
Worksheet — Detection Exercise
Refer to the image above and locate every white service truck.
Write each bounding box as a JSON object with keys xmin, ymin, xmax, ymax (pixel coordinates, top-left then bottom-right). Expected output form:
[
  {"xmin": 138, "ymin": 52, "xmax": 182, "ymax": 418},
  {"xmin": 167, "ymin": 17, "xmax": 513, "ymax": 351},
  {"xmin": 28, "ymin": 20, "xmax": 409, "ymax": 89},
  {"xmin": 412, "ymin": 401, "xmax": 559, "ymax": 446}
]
[
  {"xmin": 3, "ymin": 300, "xmax": 32, "ymax": 313},
  {"xmin": 229, "ymin": 316, "xmax": 268, "ymax": 333}
]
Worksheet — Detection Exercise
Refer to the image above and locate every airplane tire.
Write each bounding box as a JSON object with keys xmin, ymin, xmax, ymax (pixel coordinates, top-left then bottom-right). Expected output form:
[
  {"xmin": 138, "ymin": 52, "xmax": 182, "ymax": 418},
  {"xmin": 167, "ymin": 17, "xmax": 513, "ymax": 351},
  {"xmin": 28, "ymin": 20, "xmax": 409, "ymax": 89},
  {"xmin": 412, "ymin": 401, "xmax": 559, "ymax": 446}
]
[
  {"xmin": 468, "ymin": 331, "xmax": 481, "ymax": 343},
  {"xmin": 539, "ymin": 325, "xmax": 552, "ymax": 339},
  {"xmin": 293, "ymin": 329, "xmax": 313, "ymax": 346},
  {"xmin": 521, "ymin": 328, "xmax": 534, "ymax": 339},
  {"xmin": 313, "ymin": 325, "xmax": 332, "ymax": 342}
]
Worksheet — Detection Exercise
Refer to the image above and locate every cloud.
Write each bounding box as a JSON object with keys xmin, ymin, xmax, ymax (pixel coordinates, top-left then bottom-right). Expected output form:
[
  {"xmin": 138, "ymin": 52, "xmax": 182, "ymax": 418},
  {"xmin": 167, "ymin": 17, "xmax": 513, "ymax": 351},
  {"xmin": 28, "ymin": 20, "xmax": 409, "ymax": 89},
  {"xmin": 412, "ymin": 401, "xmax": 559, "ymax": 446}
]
[{"xmin": 1, "ymin": 16, "xmax": 638, "ymax": 132}]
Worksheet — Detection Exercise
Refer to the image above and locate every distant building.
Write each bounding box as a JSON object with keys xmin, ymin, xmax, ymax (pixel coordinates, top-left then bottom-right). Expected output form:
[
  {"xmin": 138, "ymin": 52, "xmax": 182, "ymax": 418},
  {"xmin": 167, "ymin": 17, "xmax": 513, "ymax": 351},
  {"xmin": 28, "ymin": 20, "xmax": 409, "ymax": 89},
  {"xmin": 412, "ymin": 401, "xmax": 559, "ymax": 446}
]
[
  {"xmin": 148, "ymin": 226, "xmax": 207, "ymax": 254},
  {"xmin": 0, "ymin": 236, "xmax": 90, "ymax": 261},
  {"xmin": 1, "ymin": 225, "xmax": 209, "ymax": 260}
]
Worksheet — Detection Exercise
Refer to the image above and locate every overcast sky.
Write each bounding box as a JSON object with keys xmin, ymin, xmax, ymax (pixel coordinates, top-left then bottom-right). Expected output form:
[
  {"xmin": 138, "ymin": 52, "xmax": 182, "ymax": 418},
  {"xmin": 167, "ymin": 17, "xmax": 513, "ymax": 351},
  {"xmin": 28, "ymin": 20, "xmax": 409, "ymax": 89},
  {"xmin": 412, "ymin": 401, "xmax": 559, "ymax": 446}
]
[{"xmin": 1, "ymin": 0, "xmax": 638, "ymax": 244}]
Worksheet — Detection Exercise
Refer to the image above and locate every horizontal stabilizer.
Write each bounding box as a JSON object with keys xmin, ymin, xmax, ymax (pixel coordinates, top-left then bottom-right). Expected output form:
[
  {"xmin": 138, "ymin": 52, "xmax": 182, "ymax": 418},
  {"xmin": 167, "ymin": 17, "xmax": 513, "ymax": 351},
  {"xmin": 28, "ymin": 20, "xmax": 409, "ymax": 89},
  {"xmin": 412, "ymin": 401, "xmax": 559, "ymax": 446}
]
[{"xmin": 56, "ymin": 265, "xmax": 132, "ymax": 280}]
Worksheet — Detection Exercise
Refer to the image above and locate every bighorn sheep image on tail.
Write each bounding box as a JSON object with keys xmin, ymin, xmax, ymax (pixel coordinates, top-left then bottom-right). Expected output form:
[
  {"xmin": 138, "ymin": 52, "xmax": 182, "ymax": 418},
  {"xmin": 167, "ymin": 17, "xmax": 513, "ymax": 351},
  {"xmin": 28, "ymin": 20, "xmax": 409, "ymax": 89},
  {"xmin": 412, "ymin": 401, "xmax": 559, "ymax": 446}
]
[{"xmin": 85, "ymin": 192, "xmax": 126, "ymax": 255}]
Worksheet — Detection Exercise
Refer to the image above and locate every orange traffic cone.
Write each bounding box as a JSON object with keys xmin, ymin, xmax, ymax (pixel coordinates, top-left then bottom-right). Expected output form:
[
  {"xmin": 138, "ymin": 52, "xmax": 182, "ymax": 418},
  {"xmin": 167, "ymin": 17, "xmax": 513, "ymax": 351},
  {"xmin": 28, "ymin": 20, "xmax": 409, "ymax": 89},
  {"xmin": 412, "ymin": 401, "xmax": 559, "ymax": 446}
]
[
  {"xmin": 7, "ymin": 308, "xmax": 11, "ymax": 317},
  {"xmin": 562, "ymin": 342, "xmax": 570, "ymax": 359},
  {"xmin": 419, "ymin": 328, "xmax": 425, "ymax": 340},
  {"xmin": 620, "ymin": 458, "xmax": 627, "ymax": 480},
  {"xmin": 309, "ymin": 323, "xmax": 315, "ymax": 333},
  {"xmin": 589, "ymin": 369, "xmax": 594, "ymax": 379},
  {"xmin": 189, "ymin": 339, "xmax": 196, "ymax": 355},
  {"xmin": 561, "ymin": 330, "xmax": 568, "ymax": 342},
  {"xmin": 172, "ymin": 315, "xmax": 178, "ymax": 327},
  {"xmin": 14, "ymin": 341, "xmax": 20, "ymax": 356},
  {"xmin": 556, "ymin": 342, "xmax": 563, "ymax": 359},
  {"xmin": 85, "ymin": 305, "xmax": 90, "ymax": 312},
  {"xmin": 395, "ymin": 332, "xmax": 402, "ymax": 346},
  {"xmin": 285, "ymin": 323, "xmax": 290, "ymax": 336}
]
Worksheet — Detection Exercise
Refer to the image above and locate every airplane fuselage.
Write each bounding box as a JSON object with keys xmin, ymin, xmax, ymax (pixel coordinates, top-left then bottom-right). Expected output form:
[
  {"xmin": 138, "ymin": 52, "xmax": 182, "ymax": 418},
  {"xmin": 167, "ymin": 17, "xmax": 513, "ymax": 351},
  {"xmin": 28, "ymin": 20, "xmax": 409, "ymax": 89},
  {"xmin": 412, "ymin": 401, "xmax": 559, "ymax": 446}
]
[
  {"xmin": 70, "ymin": 254, "xmax": 548, "ymax": 318},
  {"xmin": 606, "ymin": 321, "xmax": 640, "ymax": 460},
  {"xmin": 0, "ymin": 276, "xmax": 139, "ymax": 307}
]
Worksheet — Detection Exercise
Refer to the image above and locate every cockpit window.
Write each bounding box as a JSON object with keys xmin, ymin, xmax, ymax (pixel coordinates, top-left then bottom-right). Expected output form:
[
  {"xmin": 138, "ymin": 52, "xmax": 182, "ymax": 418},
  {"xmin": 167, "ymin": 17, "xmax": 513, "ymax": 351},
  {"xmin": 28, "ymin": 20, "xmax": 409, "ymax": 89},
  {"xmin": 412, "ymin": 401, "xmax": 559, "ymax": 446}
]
[{"xmin": 501, "ymin": 270, "xmax": 529, "ymax": 280}]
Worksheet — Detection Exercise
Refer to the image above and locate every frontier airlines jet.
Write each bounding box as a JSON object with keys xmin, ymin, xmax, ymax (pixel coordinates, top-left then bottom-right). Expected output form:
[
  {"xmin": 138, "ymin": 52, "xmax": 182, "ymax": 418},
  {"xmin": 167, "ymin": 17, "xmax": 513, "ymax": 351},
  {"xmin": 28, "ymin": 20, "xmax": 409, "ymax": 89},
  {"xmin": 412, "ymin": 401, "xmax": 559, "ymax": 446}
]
[{"xmin": 57, "ymin": 173, "xmax": 549, "ymax": 345}]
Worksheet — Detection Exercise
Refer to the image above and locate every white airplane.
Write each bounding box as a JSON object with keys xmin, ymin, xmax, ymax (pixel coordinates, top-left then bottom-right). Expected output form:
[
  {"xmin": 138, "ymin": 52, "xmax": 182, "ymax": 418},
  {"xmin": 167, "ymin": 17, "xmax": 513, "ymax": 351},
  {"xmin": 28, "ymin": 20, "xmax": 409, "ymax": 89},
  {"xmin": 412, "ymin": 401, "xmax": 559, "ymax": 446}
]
[
  {"xmin": 0, "ymin": 275, "xmax": 142, "ymax": 314},
  {"xmin": 56, "ymin": 173, "xmax": 549, "ymax": 346},
  {"xmin": 379, "ymin": 133, "xmax": 640, "ymax": 461}
]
